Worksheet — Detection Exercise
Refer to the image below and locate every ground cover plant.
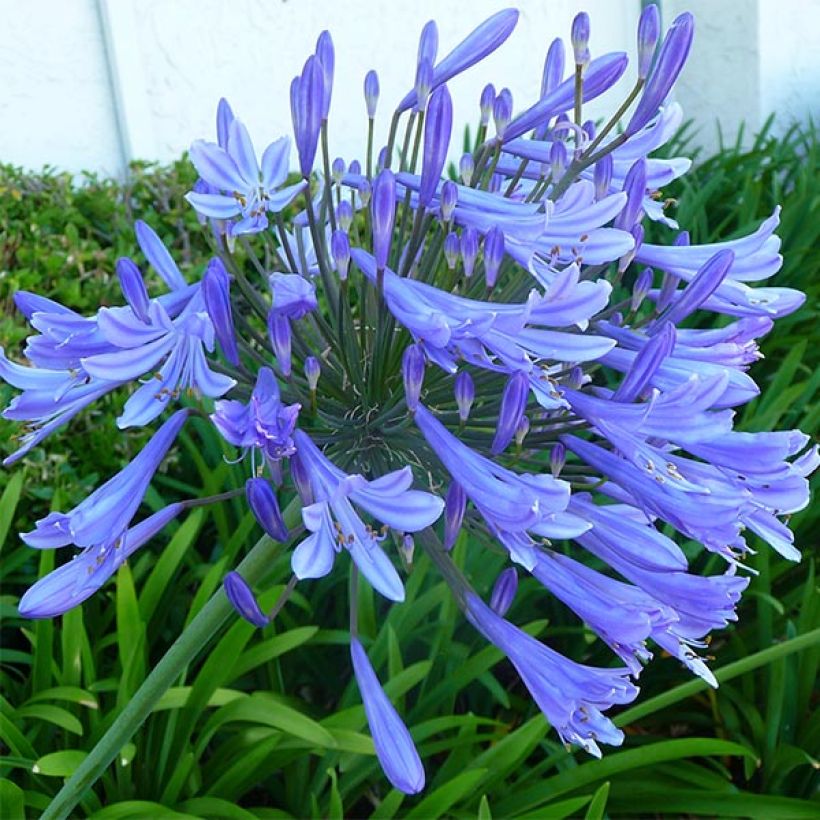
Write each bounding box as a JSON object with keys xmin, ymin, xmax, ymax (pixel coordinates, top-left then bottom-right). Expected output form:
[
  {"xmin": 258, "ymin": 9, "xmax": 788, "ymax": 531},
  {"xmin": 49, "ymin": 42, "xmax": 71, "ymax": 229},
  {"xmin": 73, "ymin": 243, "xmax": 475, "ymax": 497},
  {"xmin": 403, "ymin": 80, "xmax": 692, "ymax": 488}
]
[{"xmin": 1, "ymin": 7, "xmax": 818, "ymax": 819}]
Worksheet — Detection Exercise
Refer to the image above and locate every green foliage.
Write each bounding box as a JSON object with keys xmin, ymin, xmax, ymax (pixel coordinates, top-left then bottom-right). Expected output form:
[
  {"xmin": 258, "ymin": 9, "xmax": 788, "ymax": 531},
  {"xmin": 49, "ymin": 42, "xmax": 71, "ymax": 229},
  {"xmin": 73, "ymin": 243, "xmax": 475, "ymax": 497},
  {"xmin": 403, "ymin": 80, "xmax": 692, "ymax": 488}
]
[{"xmin": 1, "ymin": 125, "xmax": 819, "ymax": 817}]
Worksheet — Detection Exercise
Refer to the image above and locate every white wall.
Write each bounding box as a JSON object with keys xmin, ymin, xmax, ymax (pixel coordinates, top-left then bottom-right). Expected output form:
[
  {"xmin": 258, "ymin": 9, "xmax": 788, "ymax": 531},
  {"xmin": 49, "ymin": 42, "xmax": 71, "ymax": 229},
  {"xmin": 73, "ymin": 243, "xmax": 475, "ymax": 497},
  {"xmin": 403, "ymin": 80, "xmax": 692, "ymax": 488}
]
[
  {"xmin": 0, "ymin": 0, "xmax": 122, "ymax": 174},
  {"xmin": 664, "ymin": 0, "xmax": 820, "ymax": 153},
  {"xmin": 1, "ymin": 0, "xmax": 818, "ymax": 175},
  {"xmin": 1, "ymin": 0, "xmax": 639, "ymax": 175}
]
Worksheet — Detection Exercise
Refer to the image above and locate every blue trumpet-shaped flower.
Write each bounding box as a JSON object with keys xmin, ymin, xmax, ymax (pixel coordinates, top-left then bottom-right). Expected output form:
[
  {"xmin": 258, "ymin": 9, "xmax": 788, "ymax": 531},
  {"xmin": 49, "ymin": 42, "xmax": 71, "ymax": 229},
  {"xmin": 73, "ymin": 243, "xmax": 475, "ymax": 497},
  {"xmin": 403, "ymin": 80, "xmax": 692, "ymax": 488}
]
[
  {"xmin": 187, "ymin": 116, "xmax": 306, "ymax": 236},
  {"xmin": 19, "ymin": 504, "xmax": 184, "ymax": 619},
  {"xmin": 289, "ymin": 431, "xmax": 443, "ymax": 601},
  {"xmin": 211, "ymin": 367, "xmax": 300, "ymax": 462},
  {"xmin": 82, "ymin": 290, "xmax": 235, "ymax": 428},
  {"xmin": 466, "ymin": 592, "xmax": 638, "ymax": 757}
]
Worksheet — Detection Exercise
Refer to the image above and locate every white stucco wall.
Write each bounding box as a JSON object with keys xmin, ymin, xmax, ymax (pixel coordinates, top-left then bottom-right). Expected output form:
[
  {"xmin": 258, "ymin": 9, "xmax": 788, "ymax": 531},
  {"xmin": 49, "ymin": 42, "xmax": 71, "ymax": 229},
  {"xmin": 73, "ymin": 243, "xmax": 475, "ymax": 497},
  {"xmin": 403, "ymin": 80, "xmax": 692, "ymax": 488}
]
[
  {"xmin": 664, "ymin": 0, "xmax": 820, "ymax": 153},
  {"xmin": 131, "ymin": 0, "xmax": 639, "ymax": 173},
  {"xmin": 0, "ymin": 0, "xmax": 122, "ymax": 174},
  {"xmin": 0, "ymin": 0, "xmax": 818, "ymax": 174}
]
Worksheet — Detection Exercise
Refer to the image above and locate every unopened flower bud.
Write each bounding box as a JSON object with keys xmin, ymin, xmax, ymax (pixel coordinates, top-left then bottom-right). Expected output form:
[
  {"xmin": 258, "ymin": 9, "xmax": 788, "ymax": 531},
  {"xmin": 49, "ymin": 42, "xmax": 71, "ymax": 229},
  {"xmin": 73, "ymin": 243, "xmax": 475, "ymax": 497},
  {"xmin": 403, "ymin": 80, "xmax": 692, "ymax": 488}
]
[
  {"xmin": 582, "ymin": 119, "xmax": 596, "ymax": 142},
  {"xmin": 514, "ymin": 414, "xmax": 530, "ymax": 446},
  {"xmin": 224, "ymin": 571, "xmax": 269, "ymax": 627},
  {"xmin": 455, "ymin": 370, "xmax": 475, "ymax": 422},
  {"xmin": 550, "ymin": 140, "xmax": 567, "ymax": 179},
  {"xmin": 336, "ymin": 200, "xmax": 353, "ymax": 231},
  {"xmin": 202, "ymin": 258, "xmax": 240, "ymax": 366},
  {"xmin": 414, "ymin": 58, "xmax": 434, "ymax": 111},
  {"xmin": 377, "ymin": 146, "xmax": 388, "ymax": 173},
  {"xmin": 571, "ymin": 12, "xmax": 590, "ymax": 66},
  {"xmin": 349, "ymin": 159, "xmax": 362, "ymax": 176},
  {"xmin": 459, "ymin": 153, "xmax": 475, "ymax": 185},
  {"xmin": 418, "ymin": 20, "xmax": 439, "ymax": 66},
  {"xmin": 246, "ymin": 477, "xmax": 290, "ymax": 542},
  {"xmin": 637, "ymin": 4, "xmax": 661, "ymax": 80},
  {"xmin": 440, "ymin": 180, "xmax": 458, "ymax": 222},
  {"xmin": 541, "ymin": 38, "xmax": 565, "ymax": 98},
  {"xmin": 615, "ymin": 158, "xmax": 647, "ymax": 231},
  {"xmin": 117, "ymin": 257, "xmax": 150, "ymax": 324},
  {"xmin": 593, "ymin": 153, "xmax": 613, "ymax": 199},
  {"xmin": 492, "ymin": 371, "xmax": 528, "ymax": 454},
  {"xmin": 364, "ymin": 69, "xmax": 380, "ymax": 118},
  {"xmin": 550, "ymin": 442, "xmax": 566, "ymax": 477},
  {"xmin": 657, "ymin": 231, "xmax": 687, "ymax": 311},
  {"xmin": 443, "ymin": 481, "xmax": 466, "ymax": 550},
  {"xmin": 315, "ymin": 30, "xmax": 334, "ymax": 120},
  {"xmin": 657, "ymin": 249, "xmax": 734, "ymax": 328},
  {"xmin": 490, "ymin": 567, "xmax": 518, "ymax": 616},
  {"xmin": 619, "ymin": 224, "xmax": 644, "ymax": 273},
  {"xmin": 371, "ymin": 169, "xmax": 396, "ymax": 270},
  {"xmin": 357, "ymin": 178, "xmax": 371, "ymax": 207},
  {"xmin": 419, "ymin": 85, "xmax": 453, "ymax": 208},
  {"xmin": 444, "ymin": 231, "xmax": 460, "ymax": 269},
  {"xmin": 493, "ymin": 87, "xmax": 513, "ymax": 138},
  {"xmin": 331, "ymin": 157, "xmax": 346, "ymax": 183},
  {"xmin": 400, "ymin": 533, "xmax": 415, "ymax": 564},
  {"xmin": 479, "ymin": 83, "xmax": 496, "ymax": 126},
  {"xmin": 615, "ymin": 321, "xmax": 675, "ymax": 402},
  {"xmin": 268, "ymin": 312, "xmax": 292, "ymax": 377},
  {"xmin": 626, "ymin": 12, "xmax": 694, "ymax": 137},
  {"xmin": 402, "ymin": 344, "xmax": 426, "ymax": 411},
  {"xmin": 483, "ymin": 226, "xmax": 505, "ymax": 289},
  {"xmin": 290, "ymin": 453, "xmax": 314, "ymax": 505},
  {"xmin": 331, "ymin": 229, "xmax": 351, "ymax": 280},
  {"xmin": 461, "ymin": 227, "xmax": 479, "ymax": 277},
  {"xmin": 631, "ymin": 267, "xmax": 654, "ymax": 311},
  {"xmin": 568, "ymin": 365, "xmax": 585, "ymax": 389},
  {"xmin": 304, "ymin": 355, "xmax": 320, "ymax": 391}
]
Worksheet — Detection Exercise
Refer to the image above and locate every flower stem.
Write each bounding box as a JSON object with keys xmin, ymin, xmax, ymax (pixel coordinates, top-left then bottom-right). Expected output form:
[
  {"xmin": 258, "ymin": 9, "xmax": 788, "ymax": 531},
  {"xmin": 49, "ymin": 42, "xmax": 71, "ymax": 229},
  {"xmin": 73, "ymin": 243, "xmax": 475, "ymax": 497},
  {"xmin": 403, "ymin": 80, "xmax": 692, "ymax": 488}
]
[{"xmin": 42, "ymin": 500, "xmax": 301, "ymax": 820}]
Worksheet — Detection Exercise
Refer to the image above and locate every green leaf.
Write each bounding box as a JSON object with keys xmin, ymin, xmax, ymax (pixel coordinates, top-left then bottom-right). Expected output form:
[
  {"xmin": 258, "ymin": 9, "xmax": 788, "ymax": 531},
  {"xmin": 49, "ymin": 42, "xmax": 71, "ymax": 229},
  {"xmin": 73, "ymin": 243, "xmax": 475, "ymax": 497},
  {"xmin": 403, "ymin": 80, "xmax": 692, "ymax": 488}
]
[
  {"xmin": 89, "ymin": 800, "xmax": 198, "ymax": 819},
  {"xmin": 116, "ymin": 563, "xmax": 146, "ymax": 704},
  {"xmin": 229, "ymin": 625, "xmax": 318, "ymax": 679},
  {"xmin": 477, "ymin": 794, "xmax": 492, "ymax": 820},
  {"xmin": 32, "ymin": 750, "xmax": 88, "ymax": 777},
  {"xmin": 138, "ymin": 508, "xmax": 204, "ymax": 621},
  {"xmin": 584, "ymin": 781, "xmax": 610, "ymax": 820},
  {"xmin": 16, "ymin": 704, "xmax": 83, "ymax": 735},
  {"xmin": 201, "ymin": 692, "xmax": 336, "ymax": 750},
  {"xmin": 405, "ymin": 769, "xmax": 488, "ymax": 819},
  {"xmin": 495, "ymin": 740, "xmax": 756, "ymax": 815},
  {"xmin": 0, "ymin": 779, "xmax": 25, "ymax": 819},
  {"xmin": 153, "ymin": 686, "xmax": 246, "ymax": 712},
  {"xmin": 177, "ymin": 797, "xmax": 259, "ymax": 819},
  {"xmin": 25, "ymin": 686, "xmax": 98, "ymax": 710},
  {"xmin": 616, "ymin": 628, "xmax": 820, "ymax": 725},
  {"xmin": 325, "ymin": 767, "xmax": 343, "ymax": 820},
  {"xmin": 0, "ymin": 470, "xmax": 24, "ymax": 552}
]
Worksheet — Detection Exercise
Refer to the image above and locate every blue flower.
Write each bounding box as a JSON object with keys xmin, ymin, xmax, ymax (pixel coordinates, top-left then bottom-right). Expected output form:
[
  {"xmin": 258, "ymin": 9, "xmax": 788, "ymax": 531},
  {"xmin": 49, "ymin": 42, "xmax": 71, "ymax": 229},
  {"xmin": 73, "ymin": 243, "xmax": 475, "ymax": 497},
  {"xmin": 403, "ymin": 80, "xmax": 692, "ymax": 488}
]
[
  {"xmin": 211, "ymin": 367, "xmax": 300, "ymax": 462},
  {"xmin": 82, "ymin": 290, "xmax": 235, "ymax": 428},
  {"xmin": 466, "ymin": 592, "xmax": 638, "ymax": 757},
  {"xmin": 187, "ymin": 114, "xmax": 306, "ymax": 236},
  {"xmin": 19, "ymin": 504, "xmax": 183, "ymax": 619},
  {"xmin": 290, "ymin": 431, "xmax": 443, "ymax": 601}
]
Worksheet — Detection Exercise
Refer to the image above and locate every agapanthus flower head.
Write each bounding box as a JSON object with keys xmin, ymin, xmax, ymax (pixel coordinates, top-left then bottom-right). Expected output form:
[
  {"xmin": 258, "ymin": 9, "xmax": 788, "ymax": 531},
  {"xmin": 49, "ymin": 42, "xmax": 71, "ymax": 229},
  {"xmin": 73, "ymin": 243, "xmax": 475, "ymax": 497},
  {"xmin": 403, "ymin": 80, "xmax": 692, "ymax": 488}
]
[{"xmin": 4, "ymin": 5, "xmax": 815, "ymax": 795}]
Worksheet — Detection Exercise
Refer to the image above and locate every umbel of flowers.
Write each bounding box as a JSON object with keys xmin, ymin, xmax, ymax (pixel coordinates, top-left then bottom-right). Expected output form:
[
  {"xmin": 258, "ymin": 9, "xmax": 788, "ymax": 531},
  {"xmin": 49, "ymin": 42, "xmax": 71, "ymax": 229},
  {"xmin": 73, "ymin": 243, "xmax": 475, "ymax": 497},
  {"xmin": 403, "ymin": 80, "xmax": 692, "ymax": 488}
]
[{"xmin": 3, "ymin": 6, "xmax": 816, "ymax": 794}]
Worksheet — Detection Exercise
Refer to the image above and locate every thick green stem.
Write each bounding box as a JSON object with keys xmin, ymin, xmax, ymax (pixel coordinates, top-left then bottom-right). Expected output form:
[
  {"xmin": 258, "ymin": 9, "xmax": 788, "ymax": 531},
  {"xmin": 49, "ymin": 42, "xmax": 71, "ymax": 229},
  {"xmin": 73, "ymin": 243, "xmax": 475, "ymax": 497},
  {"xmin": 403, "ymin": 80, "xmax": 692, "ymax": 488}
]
[{"xmin": 42, "ymin": 501, "xmax": 301, "ymax": 820}]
